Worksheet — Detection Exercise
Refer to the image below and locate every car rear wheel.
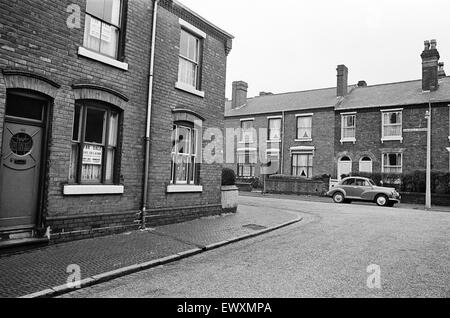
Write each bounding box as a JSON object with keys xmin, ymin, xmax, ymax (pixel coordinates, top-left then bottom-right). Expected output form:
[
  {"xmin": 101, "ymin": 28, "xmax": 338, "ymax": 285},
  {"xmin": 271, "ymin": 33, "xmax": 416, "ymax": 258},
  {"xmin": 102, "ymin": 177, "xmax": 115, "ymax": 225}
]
[
  {"xmin": 333, "ymin": 192, "xmax": 345, "ymax": 204},
  {"xmin": 375, "ymin": 194, "xmax": 389, "ymax": 207}
]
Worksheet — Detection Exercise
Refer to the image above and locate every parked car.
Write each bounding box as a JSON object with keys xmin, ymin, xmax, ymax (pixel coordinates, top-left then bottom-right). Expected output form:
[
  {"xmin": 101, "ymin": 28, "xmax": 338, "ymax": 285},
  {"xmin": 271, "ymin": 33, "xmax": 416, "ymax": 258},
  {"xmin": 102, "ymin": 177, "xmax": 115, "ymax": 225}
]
[{"xmin": 326, "ymin": 177, "xmax": 401, "ymax": 207}]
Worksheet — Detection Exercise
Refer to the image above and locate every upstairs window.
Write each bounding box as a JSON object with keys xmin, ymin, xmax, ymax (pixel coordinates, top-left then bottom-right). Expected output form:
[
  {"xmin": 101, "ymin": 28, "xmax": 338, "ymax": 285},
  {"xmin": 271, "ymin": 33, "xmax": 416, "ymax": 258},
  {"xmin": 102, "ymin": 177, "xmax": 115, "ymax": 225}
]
[
  {"xmin": 171, "ymin": 124, "xmax": 199, "ymax": 185},
  {"xmin": 241, "ymin": 120, "xmax": 254, "ymax": 143},
  {"xmin": 341, "ymin": 113, "xmax": 356, "ymax": 142},
  {"xmin": 70, "ymin": 102, "xmax": 120, "ymax": 184},
  {"xmin": 83, "ymin": 0, "xmax": 124, "ymax": 59},
  {"xmin": 268, "ymin": 118, "xmax": 281, "ymax": 141},
  {"xmin": 178, "ymin": 29, "xmax": 201, "ymax": 89},
  {"xmin": 382, "ymin": 110, "xmax": 403, "ymax": 141},
  {"xmin": 296, "ymin": 115, "xmax": 312, "ymax": 141}
]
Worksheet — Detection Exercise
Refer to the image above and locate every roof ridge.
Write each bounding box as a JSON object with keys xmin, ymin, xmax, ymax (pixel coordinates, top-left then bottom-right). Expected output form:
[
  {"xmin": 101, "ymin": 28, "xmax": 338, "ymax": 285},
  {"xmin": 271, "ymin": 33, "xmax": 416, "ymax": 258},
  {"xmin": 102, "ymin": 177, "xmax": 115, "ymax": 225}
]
[{"xmin": 251, "ymin": 85, "xmax": 341, "ymax": 99}]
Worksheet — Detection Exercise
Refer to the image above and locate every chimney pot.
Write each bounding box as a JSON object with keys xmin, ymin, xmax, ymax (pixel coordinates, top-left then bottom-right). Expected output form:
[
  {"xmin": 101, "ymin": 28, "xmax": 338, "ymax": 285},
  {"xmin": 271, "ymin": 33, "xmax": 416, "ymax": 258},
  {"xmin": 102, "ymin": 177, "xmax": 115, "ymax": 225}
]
[
  {"xmin": 232, "ymin": 81, "xmax": 248, "ymax": 109},
  {"xmin": 431, "ymin": 39, "xmax": 437, "ymax": 49},
  {"xmin": 424, "ymin": 40, "xmax": 430, "ymax": 51},
  {"xmin": 357, "ymin": 80, "xmax": 367, "ymax": 87},
  {"xmin": 259, "ymin": 91, "xmax": 273, "ymax": 96}
]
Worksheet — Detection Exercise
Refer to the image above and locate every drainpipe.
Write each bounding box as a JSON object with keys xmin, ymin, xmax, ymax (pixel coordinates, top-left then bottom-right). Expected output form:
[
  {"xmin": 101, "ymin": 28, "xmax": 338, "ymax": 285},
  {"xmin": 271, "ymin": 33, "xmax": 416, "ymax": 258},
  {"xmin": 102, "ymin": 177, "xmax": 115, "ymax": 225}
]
[
  {"xmin": 141, "ymin": 0, "xmax": 159, "ymax": 229},
  {"xmin": 280, "ymin": 111, "xmax": 285, "ymax": 174}
]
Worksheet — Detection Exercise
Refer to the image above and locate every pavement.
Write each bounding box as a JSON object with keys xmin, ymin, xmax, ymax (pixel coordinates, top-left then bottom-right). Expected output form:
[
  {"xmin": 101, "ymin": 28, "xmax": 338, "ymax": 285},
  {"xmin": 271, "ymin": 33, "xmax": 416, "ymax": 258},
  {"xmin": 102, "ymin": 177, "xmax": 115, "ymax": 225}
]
[
  {"xmin": 0, "ymin": 204, "xmax": 301, "ymax": 298},
  {"xmin": 61, "ymin": 195, "xmax": 450, "ymax": 298}
]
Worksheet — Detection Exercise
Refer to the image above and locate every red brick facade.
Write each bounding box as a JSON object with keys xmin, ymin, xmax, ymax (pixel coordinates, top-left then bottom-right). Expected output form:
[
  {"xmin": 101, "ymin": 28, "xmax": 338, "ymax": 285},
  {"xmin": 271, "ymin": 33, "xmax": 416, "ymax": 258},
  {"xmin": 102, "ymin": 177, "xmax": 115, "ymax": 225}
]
[{"xmin": 0, "ymin": 0, "xmax": 232, "ymax": 242}]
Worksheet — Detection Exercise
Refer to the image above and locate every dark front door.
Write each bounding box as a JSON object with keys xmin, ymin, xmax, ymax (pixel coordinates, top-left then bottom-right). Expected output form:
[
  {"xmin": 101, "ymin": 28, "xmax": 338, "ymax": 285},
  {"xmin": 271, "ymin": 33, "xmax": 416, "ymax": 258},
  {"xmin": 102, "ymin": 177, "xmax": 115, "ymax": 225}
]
[{"xmin": 0, "ymin": 92, "xmax": 46, "ymax": 230}]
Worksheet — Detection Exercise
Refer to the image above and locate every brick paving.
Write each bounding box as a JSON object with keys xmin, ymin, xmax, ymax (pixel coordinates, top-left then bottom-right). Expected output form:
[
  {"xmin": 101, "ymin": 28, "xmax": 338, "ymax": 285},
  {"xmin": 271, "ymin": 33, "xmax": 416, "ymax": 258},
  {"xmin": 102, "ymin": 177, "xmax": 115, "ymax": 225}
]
[{"xmin": 0, "ymin": 204, "xmax": 297, "ymax": 298}]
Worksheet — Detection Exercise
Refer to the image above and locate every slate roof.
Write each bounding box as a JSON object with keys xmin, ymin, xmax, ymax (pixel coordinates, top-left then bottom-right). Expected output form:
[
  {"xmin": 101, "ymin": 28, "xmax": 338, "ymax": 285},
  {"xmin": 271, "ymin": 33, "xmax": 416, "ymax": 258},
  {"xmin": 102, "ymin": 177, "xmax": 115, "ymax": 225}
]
[
  {"xmin": 225, "ymin": 76, "xmax": 450, "ymax": 117},
  {"xmin": 337, "ymin": 76, "xmax": 450, "ymax": 111},
  {"xmin": 225, "ymin": 86, "xmax": 351, "ymax": 117}
]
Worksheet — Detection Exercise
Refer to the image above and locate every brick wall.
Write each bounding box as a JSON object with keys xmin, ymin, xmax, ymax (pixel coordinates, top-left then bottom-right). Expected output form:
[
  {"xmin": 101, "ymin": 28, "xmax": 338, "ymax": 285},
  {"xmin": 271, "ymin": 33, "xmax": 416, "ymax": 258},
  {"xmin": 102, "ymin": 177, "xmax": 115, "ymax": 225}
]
[
  {"xmin": 146, "ymin": 4, "xmax": 228, "ymax": 217},
  {"xmin": 334, "ymin": 104, "xmax": 450, "ymax": 177},
  {"xmin": 0, "ymin": 0, "xmax": 232, "ymax": 242},
  {"xmin": 224, "ymin": 107, "xmax": 336, "ymax": 179}
]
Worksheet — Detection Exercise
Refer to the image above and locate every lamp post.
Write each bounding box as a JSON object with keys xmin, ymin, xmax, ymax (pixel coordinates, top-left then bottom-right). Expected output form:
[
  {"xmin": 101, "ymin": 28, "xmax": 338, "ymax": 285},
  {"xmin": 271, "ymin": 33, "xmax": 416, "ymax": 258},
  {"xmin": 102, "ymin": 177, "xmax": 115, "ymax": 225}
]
[{"xmin": 425, "ymin": 98, "xmax": 432, "ymax": 210}]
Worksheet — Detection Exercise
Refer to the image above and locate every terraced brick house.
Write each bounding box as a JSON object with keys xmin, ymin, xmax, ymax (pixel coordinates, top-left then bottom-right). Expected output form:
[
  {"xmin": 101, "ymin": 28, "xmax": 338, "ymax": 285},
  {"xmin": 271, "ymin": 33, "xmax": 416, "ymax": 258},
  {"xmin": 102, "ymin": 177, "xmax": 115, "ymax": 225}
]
[
  {"xmin": 0, "ymin": 0, "xmax": 233, "ymax": 246},
  {"xmin": 225, "ymin": 40, "xmax": 450, "ymax": 182}
]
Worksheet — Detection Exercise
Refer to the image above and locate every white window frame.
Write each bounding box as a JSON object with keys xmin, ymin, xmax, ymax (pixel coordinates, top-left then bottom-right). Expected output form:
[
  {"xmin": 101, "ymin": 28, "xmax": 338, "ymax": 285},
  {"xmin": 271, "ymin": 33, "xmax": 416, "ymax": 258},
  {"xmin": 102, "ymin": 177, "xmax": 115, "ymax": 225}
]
[
  {"xmin": 359, "ymin": 156, "xmax": 373, "ymax": 174},
  {"xmin": 170, "ymin": 124, "xmax": 198, "ymax": 186},
  {"xmin": 239, "ymin": 119, "xmax": 255, "ymax": 144},
  {"xmin": 295, "ymin": 113, "xmax": 313, "ymax": 142},
  {"xmin": 340, "ymin": 112, "xmax": 356, "ymax": 144},
  {"xmin": 381, "ymin": 152, "xmax": 403, "ymax": 174},
  {"xmin": 175, "ymin": 19, "xmax": 205, "ymax": 98},
  {"xmin": 291, "ymin": 152, "xmax": 313, "ymax": 178},
  {"xmin": 79, "ymin": 0, "xmax": 129, "ymax": 70},
  {"xmin": 267, "ymin": 116, "xmax": 282, "ymax": 142},
  {"xmin": 381, "ymin": 108, "xmax": 403, "ymax": 143}
]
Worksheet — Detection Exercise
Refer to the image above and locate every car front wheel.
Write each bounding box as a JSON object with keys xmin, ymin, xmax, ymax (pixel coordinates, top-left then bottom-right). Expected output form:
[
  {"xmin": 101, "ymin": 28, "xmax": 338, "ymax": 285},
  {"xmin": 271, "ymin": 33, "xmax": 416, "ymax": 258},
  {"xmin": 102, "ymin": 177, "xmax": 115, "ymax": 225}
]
[
  {"xmin": 333, "ymin": 192, "xmax": 345, "ymax": 204},
  {"xmin": 375, "ymin": 194, "xmax": 389, "ymax": 207}
]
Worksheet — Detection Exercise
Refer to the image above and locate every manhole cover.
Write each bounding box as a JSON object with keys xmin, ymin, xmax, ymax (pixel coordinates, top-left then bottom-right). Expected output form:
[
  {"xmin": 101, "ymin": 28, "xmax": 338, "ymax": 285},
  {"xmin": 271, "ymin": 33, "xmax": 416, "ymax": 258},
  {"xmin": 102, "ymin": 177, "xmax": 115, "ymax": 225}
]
[{"xmin": 243, "ymin": 224, "xmax": 267, "ymax": 231}]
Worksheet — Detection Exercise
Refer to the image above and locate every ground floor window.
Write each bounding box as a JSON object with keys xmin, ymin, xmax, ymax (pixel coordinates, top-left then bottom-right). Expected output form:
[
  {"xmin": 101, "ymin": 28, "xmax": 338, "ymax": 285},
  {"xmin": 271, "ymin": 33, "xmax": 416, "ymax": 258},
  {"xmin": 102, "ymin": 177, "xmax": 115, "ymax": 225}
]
[
  {"xmin": 292, "ymin": 153, "xmax": 313, "ymax": 178},
  {"xmin": 359, "ymin": 156, "xmax": 373, "ymax": 173},
  {"xmin": 171, "ymin": 123, "xmax": 199, "ymax": 185},
  {"xmin": 237, "ymin": 151, "xmax": 256, "ymax": 177},
  {"xmin": 69, "ymin": 102, "xmax": 120, "ymax": 184},
  {"xmin": 382, "ymin": 153, "xmax": 402, "ymax": 174}
]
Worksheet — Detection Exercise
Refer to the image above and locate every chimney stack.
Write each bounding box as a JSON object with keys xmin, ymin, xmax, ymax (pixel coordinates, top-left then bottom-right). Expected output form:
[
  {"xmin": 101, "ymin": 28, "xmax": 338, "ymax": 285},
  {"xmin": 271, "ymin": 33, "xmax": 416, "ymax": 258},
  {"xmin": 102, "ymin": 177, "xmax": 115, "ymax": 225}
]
[
  {"xmin": 336, "ymin": 65, "xmax": 348, "ymax": 97},
  {"xmin": 232, "ymin": 81, "xmax": 248, "ymax": 109},
  {"xmin": 438, "ymin": 62, "xmax": 446, "ymax": 78},
  {"xmin": 421, "ymin": 39, "xmax": 440, "ymax": 91}
]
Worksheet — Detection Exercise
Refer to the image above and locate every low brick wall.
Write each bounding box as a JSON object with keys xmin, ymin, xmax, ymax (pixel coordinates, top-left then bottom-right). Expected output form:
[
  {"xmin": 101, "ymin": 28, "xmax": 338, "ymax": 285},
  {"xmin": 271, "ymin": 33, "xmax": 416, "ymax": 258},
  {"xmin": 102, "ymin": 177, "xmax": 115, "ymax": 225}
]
[
  {"xmin": 265, "ymin": 176, "xmax": 329, "ymax": 196},
  {"xmin": 236, "ymin": 182, "xmax": 253, "ymax": 192},
  {"xmin": 400, "ymin": 192, "xmax": 450, "ymax": 206}
]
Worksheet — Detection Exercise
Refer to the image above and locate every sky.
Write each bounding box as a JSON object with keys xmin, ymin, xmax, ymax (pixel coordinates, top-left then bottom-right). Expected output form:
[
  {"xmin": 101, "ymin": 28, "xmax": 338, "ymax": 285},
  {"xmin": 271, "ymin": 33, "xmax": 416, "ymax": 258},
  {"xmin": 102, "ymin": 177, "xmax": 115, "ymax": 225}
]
[{"xmin": 179, "ymin": 0, "xmax": 450, "ymax": 99}]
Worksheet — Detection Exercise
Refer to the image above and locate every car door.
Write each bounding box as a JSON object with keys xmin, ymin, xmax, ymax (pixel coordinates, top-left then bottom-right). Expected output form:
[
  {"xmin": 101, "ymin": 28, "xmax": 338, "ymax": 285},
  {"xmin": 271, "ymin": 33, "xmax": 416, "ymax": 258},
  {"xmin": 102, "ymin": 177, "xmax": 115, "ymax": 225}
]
[
  {"xmin": 352, "ymin": 178, "xmax": 372, "ymax": 199},
  {"xmin": 340, "ymin": 178, "xmax": 356, "ymax": 197}
]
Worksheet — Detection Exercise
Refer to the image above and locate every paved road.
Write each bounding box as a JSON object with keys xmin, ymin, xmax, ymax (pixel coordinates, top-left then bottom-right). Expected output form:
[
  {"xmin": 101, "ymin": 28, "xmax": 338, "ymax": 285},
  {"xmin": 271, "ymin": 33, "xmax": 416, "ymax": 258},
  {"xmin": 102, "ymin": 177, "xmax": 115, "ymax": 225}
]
[{"xmin": 63, "ymin": 196, "xmax": 450, "ymax": 298}]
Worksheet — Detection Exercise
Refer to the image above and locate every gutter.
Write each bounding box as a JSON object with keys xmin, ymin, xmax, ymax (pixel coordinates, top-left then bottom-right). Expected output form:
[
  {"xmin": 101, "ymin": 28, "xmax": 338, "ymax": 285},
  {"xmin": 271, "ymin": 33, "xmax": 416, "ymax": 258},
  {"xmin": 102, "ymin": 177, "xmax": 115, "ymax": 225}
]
[{"xmin": 142, "ymin": 0, "xmax": 159, "ymax": 228}]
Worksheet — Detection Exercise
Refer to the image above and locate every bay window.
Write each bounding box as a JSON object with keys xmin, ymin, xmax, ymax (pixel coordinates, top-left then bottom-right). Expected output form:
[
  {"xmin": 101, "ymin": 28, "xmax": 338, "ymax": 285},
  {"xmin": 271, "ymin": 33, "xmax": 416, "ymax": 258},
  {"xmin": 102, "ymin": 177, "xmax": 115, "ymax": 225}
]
[
  {"xmin": 382, "ymin": 153, "xmax": 402, "ymax": 174},
  {"xmin": 69, "ymin": 102, "xmax": 120, "ymax": 184}
]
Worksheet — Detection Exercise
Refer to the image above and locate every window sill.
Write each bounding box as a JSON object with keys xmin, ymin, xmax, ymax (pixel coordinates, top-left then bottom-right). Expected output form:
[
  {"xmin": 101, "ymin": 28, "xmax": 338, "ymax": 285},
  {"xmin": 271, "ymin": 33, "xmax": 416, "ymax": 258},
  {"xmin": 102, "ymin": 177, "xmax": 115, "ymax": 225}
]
[
  {"xmin": 295, "ymin": 138, "xmax": 312, "ymax": 142},
  {"xmin": 340, "ymin": 138, "xmax": 356, "ymax": 144},
  {"xmin": 166, "ymin": 185, "xmax": 203, "ymax": 193},
  {"xmin": 63, "ymin": 184, "xmax": 124, "ymax": 195},
  {"xmin": 175, "ymin": 82, "xmax": 205, "ymax": 98},
  {"xmin": 381, "ymin": 137, "xmax": 403, "ymax": 143},
  {"xmin": 238, "ymin": 141, "xmax": 255, "ymax": 144},
  {"xmin": 78, "ymin": 47, "xmax": 129, "ymax": 71},
  {"xmin": 267, "ymin": 139, "xmax": 281, "ymax": 143}
]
